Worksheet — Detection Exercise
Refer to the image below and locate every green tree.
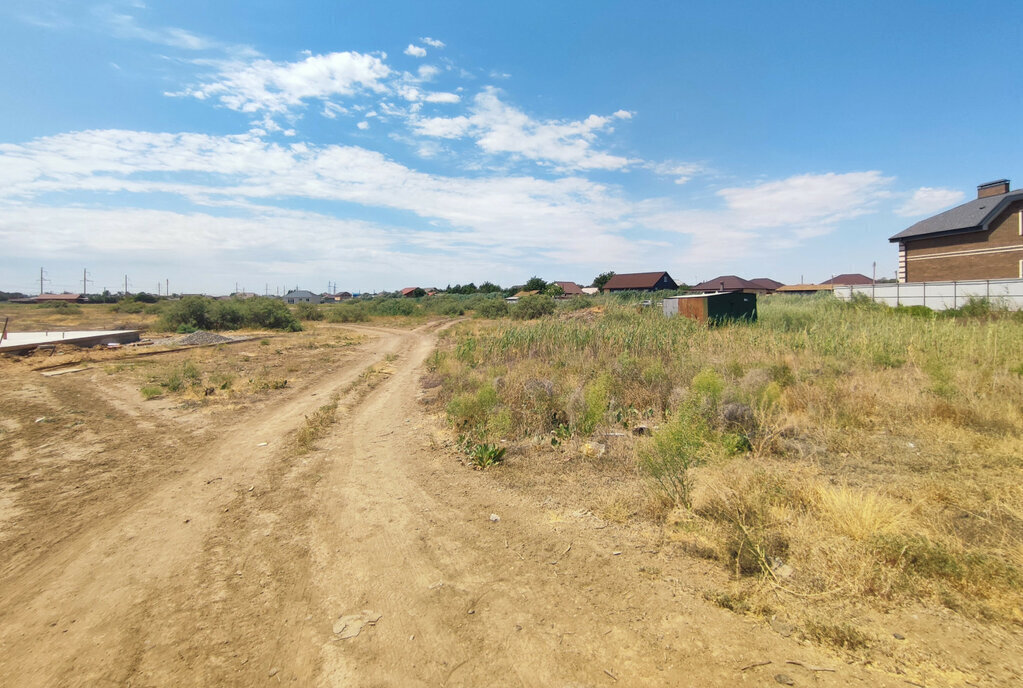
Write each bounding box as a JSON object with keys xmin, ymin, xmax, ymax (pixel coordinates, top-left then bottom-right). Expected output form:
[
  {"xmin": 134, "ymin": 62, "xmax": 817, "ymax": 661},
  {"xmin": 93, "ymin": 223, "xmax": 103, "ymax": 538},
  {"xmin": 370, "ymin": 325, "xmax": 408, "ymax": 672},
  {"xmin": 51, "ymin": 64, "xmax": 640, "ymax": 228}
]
[
  {"xmin": 593, "ymin": 271, "xmax": 616, "ymax": 290},
  {"xmin": 524, "ymin": 276, "xmax": 547, "ymax": 292},
  {"xmin": 478, "ymin": 281, "xmax": 503, "ymax": 293},
  {"xmin": 543, "ymin": 283, "xmax": 564, "ymax": 297}
]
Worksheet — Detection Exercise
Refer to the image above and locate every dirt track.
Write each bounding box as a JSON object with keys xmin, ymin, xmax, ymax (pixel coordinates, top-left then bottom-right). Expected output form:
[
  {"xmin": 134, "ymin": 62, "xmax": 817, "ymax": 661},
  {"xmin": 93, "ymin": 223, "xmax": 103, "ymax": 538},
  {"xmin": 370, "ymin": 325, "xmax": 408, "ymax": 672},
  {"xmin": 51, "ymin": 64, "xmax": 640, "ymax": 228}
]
[{"xmin": 0, "ymin": 323, "xmax": 912, "ymax": 686}]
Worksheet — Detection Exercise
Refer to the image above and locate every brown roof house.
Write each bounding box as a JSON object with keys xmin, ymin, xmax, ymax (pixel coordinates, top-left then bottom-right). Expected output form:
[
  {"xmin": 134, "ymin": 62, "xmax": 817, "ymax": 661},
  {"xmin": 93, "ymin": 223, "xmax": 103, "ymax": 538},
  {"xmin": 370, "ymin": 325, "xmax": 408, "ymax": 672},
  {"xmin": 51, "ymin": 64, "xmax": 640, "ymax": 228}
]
[
  {"xmin": 890, "ymin": 179, "xmax": 1023, "ymax": 282},
  {"xmin": 551, "ymin": 281, "xmax": 584, "ymax": 296},
  {"xmin": 749, "ymin": 278, "xmax": 784, "ymax": 292},
  {"xmin": 602, "ymin": 271, "xmax": 677, "ymax": 292},
  {"xmin": 820, "ymin": 273, "xmax": 873, "ymax": 286},
  {"xmin": 690, "ymin": 275, "xmax": 767, "ymax": 294}
]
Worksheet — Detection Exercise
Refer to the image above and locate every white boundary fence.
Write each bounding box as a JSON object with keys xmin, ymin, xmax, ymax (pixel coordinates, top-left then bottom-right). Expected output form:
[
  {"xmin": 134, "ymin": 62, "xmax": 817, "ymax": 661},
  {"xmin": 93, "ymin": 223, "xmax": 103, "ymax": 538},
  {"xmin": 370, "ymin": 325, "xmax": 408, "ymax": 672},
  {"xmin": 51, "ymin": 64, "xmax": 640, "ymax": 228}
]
[{"xmin": 832, "ymin": 278, "xmax": 1023, "ymax": 311}]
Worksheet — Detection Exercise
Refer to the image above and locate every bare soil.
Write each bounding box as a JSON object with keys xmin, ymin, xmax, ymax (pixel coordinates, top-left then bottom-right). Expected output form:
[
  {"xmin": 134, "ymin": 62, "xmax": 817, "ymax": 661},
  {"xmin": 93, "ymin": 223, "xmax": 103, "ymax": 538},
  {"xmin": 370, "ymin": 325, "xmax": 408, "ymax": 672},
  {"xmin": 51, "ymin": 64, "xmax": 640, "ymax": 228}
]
[{"xmin": 0, "ymin": 321, "xmax": 1012, "ymax": 686}]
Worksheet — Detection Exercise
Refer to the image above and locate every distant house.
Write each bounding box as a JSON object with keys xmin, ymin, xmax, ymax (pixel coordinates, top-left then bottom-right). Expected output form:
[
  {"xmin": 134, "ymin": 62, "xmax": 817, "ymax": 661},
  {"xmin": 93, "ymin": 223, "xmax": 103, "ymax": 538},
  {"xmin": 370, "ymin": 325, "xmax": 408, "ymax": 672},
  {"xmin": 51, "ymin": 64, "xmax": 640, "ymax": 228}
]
[
  {"xmin": 749, "ymin": 278, "xmax": 784, "ymax": 292},
  {"xmin": 602, "ymin": 271, "xmax": 677, "ymax": 292},
  {"xmin": 890, "ymin": 179, "xmax": 1023, "ymax": 282},
  {"xmin": 820, "ymin": 273, "xmax": 873, "ymax": 286},
  {"xmin": 322, "ymin": 292, "xmax": 353, "ymax": 302},
  {"xmin": 690, "ymin": 275, "xmax": 767, "ymax": 294},
  {"xmin": 400, "ymin": 287, "xmax": 425, "ymax": 297},
  {"xmin": 580, "ymin": 287, "xmax": 600, "ymax": 295},
  {"xmin": 505, "ymin": 290, "xmax": 540, "ymax": 303},
  {"xmin": 42, "ymin": 293, "xmax": 86, "ymax": 303},
  {"xmin": 283, "ymin": 289, "xmax": 320, "ymax": 304},
  {"xmin": 552, "ymin": 281, "xmax": 584, "ymax": 296}
]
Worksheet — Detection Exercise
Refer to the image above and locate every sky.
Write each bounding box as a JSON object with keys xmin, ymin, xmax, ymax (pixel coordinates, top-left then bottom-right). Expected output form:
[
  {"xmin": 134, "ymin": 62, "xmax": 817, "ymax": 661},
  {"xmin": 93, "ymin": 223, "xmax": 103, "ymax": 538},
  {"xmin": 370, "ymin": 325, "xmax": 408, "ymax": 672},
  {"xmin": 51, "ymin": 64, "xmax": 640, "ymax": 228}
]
[{"xmin": 1, "ymin": 1, "xmax": 1021, "ymax": 296}]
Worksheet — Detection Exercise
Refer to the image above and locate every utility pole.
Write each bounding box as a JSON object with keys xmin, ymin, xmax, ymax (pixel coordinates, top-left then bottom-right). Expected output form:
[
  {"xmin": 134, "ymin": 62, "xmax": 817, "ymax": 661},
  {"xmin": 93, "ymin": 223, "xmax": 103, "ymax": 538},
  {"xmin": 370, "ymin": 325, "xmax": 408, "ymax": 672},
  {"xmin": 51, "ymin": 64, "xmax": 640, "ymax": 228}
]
[
  {"xmin": 82, "ymin": 268, "xmax": 93, "ymax": 296},
  {"xmin": 166, "ymin": 278, "xmax": 169, "ymax": 296},
  {"xmin": 40, "ymin": 267, "xmax": 44, "ymax": 295},
  {"xmin": 124, "ymin": 275, "xmax": 129, "ymax": 297}
]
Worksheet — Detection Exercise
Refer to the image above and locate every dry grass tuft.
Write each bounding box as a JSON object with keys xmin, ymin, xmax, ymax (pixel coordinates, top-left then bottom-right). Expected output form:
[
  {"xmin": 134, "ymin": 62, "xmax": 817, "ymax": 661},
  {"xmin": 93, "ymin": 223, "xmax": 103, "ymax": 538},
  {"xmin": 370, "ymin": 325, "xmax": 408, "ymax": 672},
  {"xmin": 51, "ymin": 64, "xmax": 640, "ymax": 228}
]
[
  {"xmin": 295, "ymin": 394, "xmax": 339, "ymax": 453},
  {"xmin": 816, "ymin": 485, "xmax": 913, "ymax": 541}
]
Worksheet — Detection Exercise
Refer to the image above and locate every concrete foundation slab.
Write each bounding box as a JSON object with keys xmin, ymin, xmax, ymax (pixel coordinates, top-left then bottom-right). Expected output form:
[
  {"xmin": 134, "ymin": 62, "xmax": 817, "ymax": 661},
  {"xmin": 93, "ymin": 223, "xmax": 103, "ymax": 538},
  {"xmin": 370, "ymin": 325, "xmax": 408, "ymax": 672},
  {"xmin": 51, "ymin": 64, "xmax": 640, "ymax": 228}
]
[{"xmin": 0, "ymin": 330, "xmax": 141, "ymax": 354}]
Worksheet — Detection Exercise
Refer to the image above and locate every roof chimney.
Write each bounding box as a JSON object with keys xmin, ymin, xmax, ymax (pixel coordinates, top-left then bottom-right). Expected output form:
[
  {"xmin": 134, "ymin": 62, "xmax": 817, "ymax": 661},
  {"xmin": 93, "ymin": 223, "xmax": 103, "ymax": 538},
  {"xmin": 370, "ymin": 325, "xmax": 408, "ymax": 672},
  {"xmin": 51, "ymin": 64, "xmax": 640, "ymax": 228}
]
[{"xmin": 977, "ymin": 179, "xmax": 1009, "ymax": 198}]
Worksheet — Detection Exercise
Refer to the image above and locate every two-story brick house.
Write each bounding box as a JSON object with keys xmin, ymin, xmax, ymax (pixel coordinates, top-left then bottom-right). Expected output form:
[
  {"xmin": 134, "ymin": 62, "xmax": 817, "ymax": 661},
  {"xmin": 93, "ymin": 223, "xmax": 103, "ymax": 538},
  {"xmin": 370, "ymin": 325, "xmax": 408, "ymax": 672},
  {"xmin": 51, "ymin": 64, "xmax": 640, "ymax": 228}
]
[{"xmin": 889, "ymin": 179, "xmax": 1023, "ymax": 282}]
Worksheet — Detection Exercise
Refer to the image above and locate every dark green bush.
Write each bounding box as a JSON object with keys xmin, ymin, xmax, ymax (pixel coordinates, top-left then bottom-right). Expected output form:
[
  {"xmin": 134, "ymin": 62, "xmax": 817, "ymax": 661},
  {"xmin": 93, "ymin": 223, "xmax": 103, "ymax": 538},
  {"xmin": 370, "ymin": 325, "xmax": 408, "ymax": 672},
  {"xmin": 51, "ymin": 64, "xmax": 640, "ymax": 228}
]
[
  {"xmin": 327, "ymin": 304, "xmax": 370, "ymax": 322},
  {"xmin": 294, "ymin": 302, "xmax": 324, "ymax": 321},
  {"xmin": 473, "ymin": 298, "xmax": 510, "ymax": 319},
  {"xmin": 511, "ymin": 294, "xmax": 554, "ymax": 320},
  {"xmin": 159, "ymin": 296, "xmax": 301, "ymax": 332}
]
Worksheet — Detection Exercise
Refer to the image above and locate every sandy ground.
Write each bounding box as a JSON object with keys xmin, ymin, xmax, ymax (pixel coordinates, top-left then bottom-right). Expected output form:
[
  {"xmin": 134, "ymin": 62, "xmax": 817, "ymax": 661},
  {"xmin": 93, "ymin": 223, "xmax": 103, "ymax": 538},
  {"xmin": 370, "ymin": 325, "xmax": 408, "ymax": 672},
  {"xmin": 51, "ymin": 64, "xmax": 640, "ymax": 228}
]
[{"xmin": 0, "ymin": 322, "xmax": 991, "ymax": 686}]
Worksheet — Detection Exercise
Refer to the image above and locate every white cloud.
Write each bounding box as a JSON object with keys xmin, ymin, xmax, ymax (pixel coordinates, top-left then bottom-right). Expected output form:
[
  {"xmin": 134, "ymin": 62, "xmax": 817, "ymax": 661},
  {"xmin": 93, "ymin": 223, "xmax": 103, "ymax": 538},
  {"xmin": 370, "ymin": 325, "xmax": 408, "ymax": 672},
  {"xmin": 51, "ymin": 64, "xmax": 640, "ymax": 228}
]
[
  {"xmin": 646, "ymin": 161, "xmax": 704, "ymax": 185},
  {"xmin": 98, "ymin": 7, "xmax": 223, "ymax": 52},
  {"xmin": 0, "ymin": 127, "xmax": 909, "ymax": 287},
  {"xmin": 174, "ymin": 51, "xmax": 391, "ymax": 116},
  {"xmin": 424, "ymin": 92, "xmax": 460, "ymax": 104},
  {"xmin": 417, "ymin": 64, "xmax": 440, "ymax": 80},
  {"xmin": 638, "ymin": 171, "xmax": 895, "ymax": 265},
  {"xmin": 717, "ymin": 171, "xmax": 892, "ymax": 226},
  {"xmin": 411, "ymin": 88, "xmax": 636, "ymax": 171},
  {"xmin": 357, "ymin": 121, "xmax": 369, "ymax": 130},
  {"xmin": 321, "ymin": 102, "xmax": 347, "ymax": 119},
  {"xmin": 895, "ymin": 187, "xmax": 965, "ymax": 217},
  {"xmin": 0, "ymin": 129, "xmax": 632, "ymax": 256},
  {"xmin": 613, "ymin": 110, "xmax": 633, "ymax": 119},
  {"xmin": 420, "ymin": 37, "xmax": 445, "ymax": 48},
  {"xmin": 404, "ymin": 44, "xmax": 427, "ymax": 58},
  {"xmin": 411, "ymin": 116, "xmax": 471, "ymax": 138}
]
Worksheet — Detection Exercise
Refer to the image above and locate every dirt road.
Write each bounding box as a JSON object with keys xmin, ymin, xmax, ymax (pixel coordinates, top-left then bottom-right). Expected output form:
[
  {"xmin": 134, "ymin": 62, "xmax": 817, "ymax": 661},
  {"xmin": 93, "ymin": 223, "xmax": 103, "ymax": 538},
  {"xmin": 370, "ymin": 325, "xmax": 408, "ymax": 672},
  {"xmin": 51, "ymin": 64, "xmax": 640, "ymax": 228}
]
[{"xmin": 0, "ymin": 323, "xmax": 908, "ymax": 686}]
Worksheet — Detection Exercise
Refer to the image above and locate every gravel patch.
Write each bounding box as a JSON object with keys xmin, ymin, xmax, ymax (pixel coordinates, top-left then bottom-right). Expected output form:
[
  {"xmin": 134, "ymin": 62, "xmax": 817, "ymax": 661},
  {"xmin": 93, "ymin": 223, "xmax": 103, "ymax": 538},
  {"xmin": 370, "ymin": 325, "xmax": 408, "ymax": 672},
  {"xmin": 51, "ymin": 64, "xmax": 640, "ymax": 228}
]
[{"xmin": 179, "ymin": 330, "xmax": 235, "ymax": 346}]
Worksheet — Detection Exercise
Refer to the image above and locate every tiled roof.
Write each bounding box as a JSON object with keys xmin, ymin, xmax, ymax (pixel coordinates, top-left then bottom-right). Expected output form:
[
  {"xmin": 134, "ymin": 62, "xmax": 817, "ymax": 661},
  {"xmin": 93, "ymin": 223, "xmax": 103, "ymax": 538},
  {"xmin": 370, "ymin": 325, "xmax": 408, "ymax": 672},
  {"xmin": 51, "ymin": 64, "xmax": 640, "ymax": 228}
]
[
  {"xmin": 820, "ymin": 273, "xmax": 873, "ymax": 285},
  {"xmin": 603, "ymin": 272, "xmax": 675, "ymax": 290},
  {"xmin": 690, "ymin": 275, "xmax": 760, "ymax": 291},
  {"xmin": 552, "ymin": 281, "xmax": 584, "ymax": 295}
]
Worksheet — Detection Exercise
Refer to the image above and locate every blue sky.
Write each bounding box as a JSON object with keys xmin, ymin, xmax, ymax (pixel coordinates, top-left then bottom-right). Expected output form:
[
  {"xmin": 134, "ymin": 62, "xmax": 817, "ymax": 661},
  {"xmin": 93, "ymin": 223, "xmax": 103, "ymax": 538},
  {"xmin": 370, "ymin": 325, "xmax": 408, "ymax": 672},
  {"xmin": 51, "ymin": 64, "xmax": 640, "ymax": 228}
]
[{"xmin": 1, "ymin": 1, "xmax": 1020, "ymax": 295}]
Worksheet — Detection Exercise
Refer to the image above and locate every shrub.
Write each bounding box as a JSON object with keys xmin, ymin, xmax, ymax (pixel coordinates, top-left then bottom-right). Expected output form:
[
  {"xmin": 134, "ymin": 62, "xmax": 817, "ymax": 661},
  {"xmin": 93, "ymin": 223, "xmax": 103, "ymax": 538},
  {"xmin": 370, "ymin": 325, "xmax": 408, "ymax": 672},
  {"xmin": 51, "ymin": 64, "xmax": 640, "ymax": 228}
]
[
  {"xmin": 577, "ymin": 373, "xmax": 612, "ymax": 434},
  {"xmin": 160, "ymin": 296, "xmax": 301, "ymax": 331},
  {"xmin": 113, "ymin": 301, "xmax": 145, "ymax": 314},
  {"xmin": 244, "ymin": 298, "xmax": 302, "ymax": 331},
  {"xmin": 160, "ymin": 295, "xmax": 211, "ymax": 331},
  {"xmin": 327, "ymin": 304, "xmax": 370, "ymax": 322},
  {"xmin": 36, "ymin": 301, "xmax": 81, "ymax": 312},
  {"xmin": 473, "ymin": 298, "xmax": 509, "ymax": 319},
  {"xmin": 209, "ymin": 300, "xmax": 246, "ymax": 329},
  {"xmin": 371, "ymin": 298, "xmax": 417, "ymax": 316},
  {"xmin": 511, "ymin": 294, "xmax": 554, "ymax": 320},
  {"xmin": 294, "ymin": 302, "xmax": 324, "ymax": 321},
  {"xmin": 637, "ymin": 402, "xmax": 709, "ymax": 509}
]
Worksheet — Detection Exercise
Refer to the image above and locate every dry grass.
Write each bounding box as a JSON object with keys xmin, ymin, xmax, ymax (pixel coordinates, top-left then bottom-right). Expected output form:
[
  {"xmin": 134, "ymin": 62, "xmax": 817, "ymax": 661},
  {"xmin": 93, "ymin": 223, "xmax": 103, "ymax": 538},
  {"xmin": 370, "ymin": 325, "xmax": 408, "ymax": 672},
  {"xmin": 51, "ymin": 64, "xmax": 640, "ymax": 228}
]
[
  {"xmin": 428, "ymin": 294, "xmax": 1023, "ymax": 652},
  {"xmin": 816, "ymin": 485, "xmax": 913, "ymax": 541},
  {"xmin": 295, "ymin": 394, "xmax": 340, "ymax": 453}
]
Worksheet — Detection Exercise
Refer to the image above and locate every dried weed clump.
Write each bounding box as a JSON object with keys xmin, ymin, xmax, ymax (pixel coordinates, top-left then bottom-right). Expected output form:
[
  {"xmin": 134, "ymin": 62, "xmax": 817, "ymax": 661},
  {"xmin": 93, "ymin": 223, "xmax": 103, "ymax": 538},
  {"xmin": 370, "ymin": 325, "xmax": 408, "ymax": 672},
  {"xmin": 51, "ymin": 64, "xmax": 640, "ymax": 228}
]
[{"xmin": 431, "ymin": 294, "xmax": 1023, "ymax": 635}]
